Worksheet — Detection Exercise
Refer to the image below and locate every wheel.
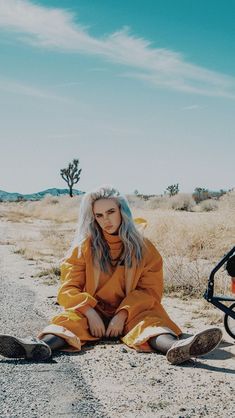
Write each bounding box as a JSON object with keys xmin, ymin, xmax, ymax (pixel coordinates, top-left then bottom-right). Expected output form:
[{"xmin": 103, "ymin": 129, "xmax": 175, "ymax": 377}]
[{"xmin": 224, "ymin": 303, "xmax": 235, "ymax": 339}]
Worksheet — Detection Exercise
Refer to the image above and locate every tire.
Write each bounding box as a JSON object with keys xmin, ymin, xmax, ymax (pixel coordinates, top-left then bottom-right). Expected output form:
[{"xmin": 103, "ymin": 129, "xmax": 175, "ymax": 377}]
[{"xmin": 224, "ymin": 303, "xmax": 235, "ymax": 339}]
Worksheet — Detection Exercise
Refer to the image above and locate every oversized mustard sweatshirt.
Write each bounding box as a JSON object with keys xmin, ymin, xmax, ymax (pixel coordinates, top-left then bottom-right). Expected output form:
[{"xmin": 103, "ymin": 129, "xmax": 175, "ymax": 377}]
[{"xmin": 38, "ymin": 230, "xmax": 182, "ymax": 352}]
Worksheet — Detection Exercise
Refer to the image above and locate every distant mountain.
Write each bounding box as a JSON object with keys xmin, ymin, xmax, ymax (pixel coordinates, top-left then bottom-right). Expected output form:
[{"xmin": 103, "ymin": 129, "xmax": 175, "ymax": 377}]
[{"xmin": 0, "ymin": 188, "xmax": 84, "ymax": 202}]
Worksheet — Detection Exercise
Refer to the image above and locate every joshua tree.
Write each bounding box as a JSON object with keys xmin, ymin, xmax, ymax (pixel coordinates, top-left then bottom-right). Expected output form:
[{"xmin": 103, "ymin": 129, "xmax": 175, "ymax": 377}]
[
  {"xmin": 194, "ymin": 187, "xmax": 209, "ymax": 203},
  {"xmin": 219, "ymin": 189, "xmax": 226, "ymax": 198},
  {"xmin": 60, "ymin": 159, "xmax": 82, "ymax": 197},
  {"xmin": 165, "ymin": 183, "xmax": 179, "ymax": 196}
]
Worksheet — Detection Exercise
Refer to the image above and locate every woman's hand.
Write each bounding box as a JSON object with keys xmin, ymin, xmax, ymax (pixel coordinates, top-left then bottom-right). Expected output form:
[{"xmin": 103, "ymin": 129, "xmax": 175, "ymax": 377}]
[
  {"xmin": 106, "ymin": 310, "xmax": 128, "ymax": 338},
  {"xmin": 85, "ymin": 307, "xmax": 106, "ymax": 338}
]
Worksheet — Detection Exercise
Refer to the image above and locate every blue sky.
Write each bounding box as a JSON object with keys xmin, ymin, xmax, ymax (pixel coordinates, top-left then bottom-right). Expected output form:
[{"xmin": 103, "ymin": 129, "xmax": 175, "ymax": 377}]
[{"xmin": 0, "ymin": 0, "xmax": 234, "ymax": 195}]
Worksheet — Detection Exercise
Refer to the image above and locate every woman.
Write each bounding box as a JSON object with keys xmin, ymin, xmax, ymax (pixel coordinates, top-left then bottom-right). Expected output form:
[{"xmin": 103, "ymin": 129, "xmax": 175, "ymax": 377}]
[{"xmin": 0, "ymin": 186, "xmax": 222, "ymax": 365}]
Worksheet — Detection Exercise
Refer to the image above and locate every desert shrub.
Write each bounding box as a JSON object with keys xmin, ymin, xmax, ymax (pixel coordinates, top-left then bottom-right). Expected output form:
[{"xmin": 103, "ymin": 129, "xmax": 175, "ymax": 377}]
[
  {"xmin": 43, "ymin": 195, "xmax": 60, "ymax": 205},
  {"xmin": 146, "ymin": 195, "xmax": 169, "ymax": 210},
  {"xmin": 126, "ymin": 194, "xmax": 149, "ymax": 210},
  {"xmin": 168, "ymin": 193, "xmax": 196, "ymax": 211},
  {"xmin": 144, "ymin": 194, "xmax": 195, "ymax": 212},
  {"xmin": 198, "ymin": 199, "xmax": 218, "ymax": 212}
]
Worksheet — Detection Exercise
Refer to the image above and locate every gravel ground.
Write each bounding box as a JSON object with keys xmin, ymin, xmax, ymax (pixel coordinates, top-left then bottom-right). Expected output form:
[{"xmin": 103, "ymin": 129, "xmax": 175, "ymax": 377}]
[{"xmin": 0, "ymin": 220, "xmax": 234, "ymax": 418}]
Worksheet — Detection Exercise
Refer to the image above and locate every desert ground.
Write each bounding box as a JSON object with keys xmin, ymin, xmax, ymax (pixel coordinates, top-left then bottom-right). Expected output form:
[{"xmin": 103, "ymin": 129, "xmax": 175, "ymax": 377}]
[{"xmin": 0, "ymin": 193, "xmax": 234, "ymax": 417}]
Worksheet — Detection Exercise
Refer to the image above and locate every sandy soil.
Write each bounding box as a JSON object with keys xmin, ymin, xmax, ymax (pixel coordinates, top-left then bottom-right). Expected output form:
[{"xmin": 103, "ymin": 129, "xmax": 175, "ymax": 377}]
[{"xmin": 0, "ymin": 218, "xmax": 234, "ymax": 418}]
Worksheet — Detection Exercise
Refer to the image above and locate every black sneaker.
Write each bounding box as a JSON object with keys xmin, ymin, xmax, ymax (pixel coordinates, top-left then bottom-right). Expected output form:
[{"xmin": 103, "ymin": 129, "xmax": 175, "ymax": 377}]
[{"xmin": 0, "ymin": 335, "xmax": 52, "ymax": 361}]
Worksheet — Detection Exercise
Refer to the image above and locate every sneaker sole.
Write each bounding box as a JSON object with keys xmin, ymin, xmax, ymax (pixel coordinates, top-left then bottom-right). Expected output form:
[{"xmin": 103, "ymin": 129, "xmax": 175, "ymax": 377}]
[
  {"xmin": 0, "ymin": 335, "xmax": 51, "ymax": 361},
  {"xmin": 166, "ymin": 328, "xmax": 223, "ymax": 365}
]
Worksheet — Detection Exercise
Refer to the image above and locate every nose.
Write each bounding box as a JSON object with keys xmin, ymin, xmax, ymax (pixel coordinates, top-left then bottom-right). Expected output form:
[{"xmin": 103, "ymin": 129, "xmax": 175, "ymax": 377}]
[{"xmin": 104, "ymin": 214, "xmax": 111, "ymax": 225}]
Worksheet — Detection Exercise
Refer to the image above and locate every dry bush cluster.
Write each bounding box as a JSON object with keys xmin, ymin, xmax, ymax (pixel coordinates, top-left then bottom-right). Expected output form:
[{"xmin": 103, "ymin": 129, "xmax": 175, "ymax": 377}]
[
  {"xmin": 129, "ymin": 190, "xmax": 234, "ymax": 213},
  {"xmin": 1, "ymin": 191, "xmax": 234, "ymax": 297}
]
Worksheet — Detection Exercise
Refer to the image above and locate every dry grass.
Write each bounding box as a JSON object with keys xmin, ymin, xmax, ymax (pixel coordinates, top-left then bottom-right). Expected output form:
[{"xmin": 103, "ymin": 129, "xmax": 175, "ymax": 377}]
[
  {"xmin": 34, "ymin": 265, "xmax": 61, "ymax": 286},
  {"xmin": 39, "ymin": 226, "xmax": 75, "ymax": 259},
  {"xmin": 0, "ymin": 194, "xmax": 82, "ymax": 223},
  {"xmin": 140, "ymin": 198, "xmax": 234, "ymax": 296},
  {"xmin": 197, "ymin": 199, "xmax": 219, "ymax": 212},
  {"xmin": 13, "ymin": 224, "xmax": 74, "ymax": 262},
  {"xmin": 1, "ymin": 190, "xmax": 234, "ymax": 298},
  {"xmin": 191, "ymin": 299, "xmax": 223, "ymax": 325},
  {"xmin": 146, "ymin": 193, "xmax": 196, "ymax": 211},
  {"xmin": 131, "ymin": 191, "xmax": 234, "ymax": 297}
]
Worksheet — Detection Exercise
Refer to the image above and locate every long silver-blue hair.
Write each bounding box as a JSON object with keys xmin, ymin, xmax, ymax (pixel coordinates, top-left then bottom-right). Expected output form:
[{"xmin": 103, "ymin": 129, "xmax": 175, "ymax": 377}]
[{"xmin": 69, "ymin": 185, "xmax": 145, "ymax": 272}]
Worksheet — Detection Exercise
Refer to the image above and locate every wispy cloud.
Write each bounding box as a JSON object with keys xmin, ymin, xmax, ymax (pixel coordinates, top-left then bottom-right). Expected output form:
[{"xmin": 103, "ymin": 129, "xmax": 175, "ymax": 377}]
[
  {"xmin": 0, "ymin": 0, "xmax": 234, "ymax": 98},
  {"xmin": 0, "ymin": 76, "xmax": 74, "ymax": 101},
  {"xmin": 182, "ymin": 105, "xmax": 202, "ymax": 111}
]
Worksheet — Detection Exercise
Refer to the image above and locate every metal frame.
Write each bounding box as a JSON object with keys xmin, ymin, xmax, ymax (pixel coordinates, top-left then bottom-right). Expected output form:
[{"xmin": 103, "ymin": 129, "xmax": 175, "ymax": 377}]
[{"xmin": 204, "ymin": 246, "xmax": 235, "ymax": 320}]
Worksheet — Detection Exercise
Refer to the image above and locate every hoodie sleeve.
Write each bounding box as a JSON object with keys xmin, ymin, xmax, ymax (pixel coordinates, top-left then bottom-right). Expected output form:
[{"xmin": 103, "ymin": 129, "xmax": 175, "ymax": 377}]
[
  {"xmin": 57, "ymin": 245, "xmax": 97, "ymax": 313},
  {"xmin": 115, "ymin": 239, "xmax": 163, "ymax": 320}
]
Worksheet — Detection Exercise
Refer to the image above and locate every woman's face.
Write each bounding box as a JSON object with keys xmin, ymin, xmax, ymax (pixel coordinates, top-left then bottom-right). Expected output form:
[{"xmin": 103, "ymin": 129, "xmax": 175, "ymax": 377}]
[{"xmin": 93, "ymin": 198, "xmax": 122, "ymax": 235}]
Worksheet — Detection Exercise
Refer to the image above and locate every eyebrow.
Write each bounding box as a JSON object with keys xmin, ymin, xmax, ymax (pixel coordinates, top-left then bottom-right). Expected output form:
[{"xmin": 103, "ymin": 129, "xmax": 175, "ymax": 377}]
[{"xmin": 94, "ymin": 207, "xmax": 116, "ymax": 215}]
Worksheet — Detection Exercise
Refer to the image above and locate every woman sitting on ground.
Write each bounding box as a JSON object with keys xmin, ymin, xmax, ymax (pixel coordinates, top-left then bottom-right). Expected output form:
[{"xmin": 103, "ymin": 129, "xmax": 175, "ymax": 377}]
[{"xmin": 0, "ymin": 185, "xmax": 222, "ymax": 365}]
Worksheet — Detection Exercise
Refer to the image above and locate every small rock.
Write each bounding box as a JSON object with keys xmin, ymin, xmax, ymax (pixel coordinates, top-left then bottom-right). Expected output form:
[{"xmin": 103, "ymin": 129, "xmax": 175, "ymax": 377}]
[{"xmin": 130, "ymin": 362, "xmax": 137, "ymax": 367}]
